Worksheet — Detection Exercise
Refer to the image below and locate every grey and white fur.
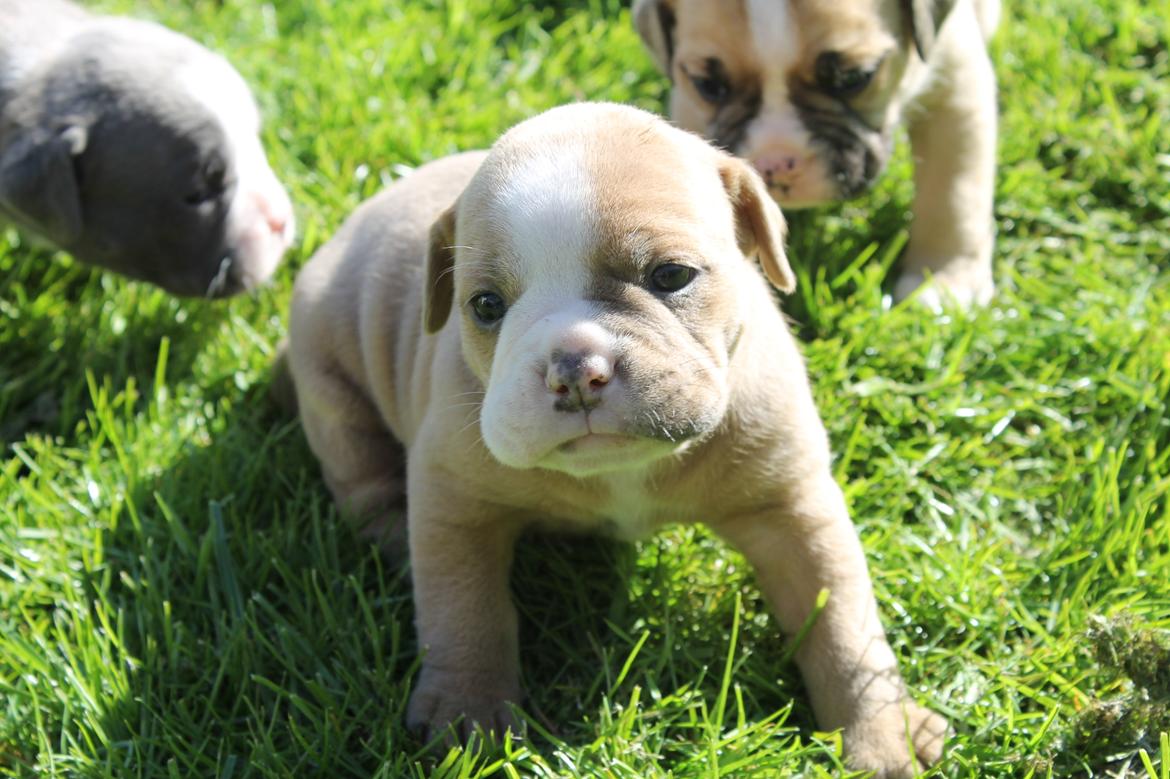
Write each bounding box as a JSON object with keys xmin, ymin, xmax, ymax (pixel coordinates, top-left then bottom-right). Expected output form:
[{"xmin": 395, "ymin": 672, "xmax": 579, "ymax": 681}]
[{"xmin": 0, "ymin": 0, "xmax": 293, "ymax": 297}]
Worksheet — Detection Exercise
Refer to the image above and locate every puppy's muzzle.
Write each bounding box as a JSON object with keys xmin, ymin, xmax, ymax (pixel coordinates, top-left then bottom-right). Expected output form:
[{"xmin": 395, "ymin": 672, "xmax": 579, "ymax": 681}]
[
  {"xmin": 537, "ymin": 318, "xmax": 618, "ymax": 414},
  {"xmin": 547, "ymin": 349, "xmax": 614, "ymax": 413}
]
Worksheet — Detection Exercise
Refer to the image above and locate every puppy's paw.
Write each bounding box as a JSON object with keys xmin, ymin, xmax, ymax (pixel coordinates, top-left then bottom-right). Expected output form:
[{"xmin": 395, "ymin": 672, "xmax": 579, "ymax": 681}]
[
  {"xmin": 406, "ymin": 667, "xmax": 523, "ymax": 745},
  {"xmin": 845, "ymin": 700, "xmax": 948, "ymax": 779},
  {"xmin": 356, "ymin": 511, "xmax": 409, "ymax": 565},
  {"xmin": 893, "ymin": 268, "xmax": 994, "ymax": 312}
]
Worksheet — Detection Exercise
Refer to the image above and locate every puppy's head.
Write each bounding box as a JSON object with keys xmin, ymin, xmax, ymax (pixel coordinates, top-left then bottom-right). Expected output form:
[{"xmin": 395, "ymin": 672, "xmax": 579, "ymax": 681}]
[
  {"xmin": 0, "ymin": 19, "xmax": 294, "ymax": 297},
  {"xmin": 634, "ymin": 0, "xmax": 956, "ymax": 206},
  {"xmin": 424, "ymin": 103, "xmax": 793, "ymax": 478}
]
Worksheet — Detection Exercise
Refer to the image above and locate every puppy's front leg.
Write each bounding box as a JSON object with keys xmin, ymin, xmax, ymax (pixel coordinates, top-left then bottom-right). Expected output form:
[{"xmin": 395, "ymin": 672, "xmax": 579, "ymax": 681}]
[
  {"xmin": 405, "ymin": 475, "xmax": 524, "ymax": 742},
  {"xmin": 898, "ymin": 29, "xmax": 998, "ymax": 309},
  {"xmin": 712, "ymin": 474, "xmax": 946, "ymax": 779}
]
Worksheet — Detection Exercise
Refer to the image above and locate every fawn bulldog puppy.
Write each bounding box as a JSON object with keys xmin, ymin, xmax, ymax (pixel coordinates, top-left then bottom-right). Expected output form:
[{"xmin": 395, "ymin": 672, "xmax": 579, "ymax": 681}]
[
  {"xmin": 0, "ymin": 0, "xmax": 294, "ymax": 297},
  {"xmin": 633, "ymin": 0, "xmax": 1000, "ymax": 309},
  {"xmin": 285, "ymin": 103, "xmax": 946, "ymax": 777}
]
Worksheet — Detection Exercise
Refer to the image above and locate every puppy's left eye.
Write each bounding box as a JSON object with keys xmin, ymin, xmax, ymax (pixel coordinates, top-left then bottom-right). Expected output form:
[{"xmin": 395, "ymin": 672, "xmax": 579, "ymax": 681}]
[
  {"xmin": 469, "ymin": 292, "xmax": 508, "ymax": 326},
  {"xmin": 184, "ymin": 158, "xmax": 230, "ymax": 206},
  {"xmin": 690, "ymin": 74, "xmax": 729, "ymax": 104},
  {"xmin": 649, "ymin": 263, "xmax": 697, "ymax": 293},
  {"xmin": 683, "ymin": 59, "xmax": 731, "ymax": 105},
  {"xmin": 814, "ymin": 52, "xmax": 875, "ymax": 98}
]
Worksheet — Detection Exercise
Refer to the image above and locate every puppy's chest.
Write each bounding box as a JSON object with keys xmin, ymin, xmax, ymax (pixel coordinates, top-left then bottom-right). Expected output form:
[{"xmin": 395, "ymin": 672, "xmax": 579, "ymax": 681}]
[{"xmin": 540, "ymin": 472, "xmax": 685, "ymax": 541}]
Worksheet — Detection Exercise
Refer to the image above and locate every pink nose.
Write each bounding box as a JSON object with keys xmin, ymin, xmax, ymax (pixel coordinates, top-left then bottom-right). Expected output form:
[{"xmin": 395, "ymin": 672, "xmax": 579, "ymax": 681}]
[
  {"xmin": 266, "ymin": 211, "xmax": 289, "ymax": 235},
  {"xmin": 546, "ymin": 350, "xmax": 614, "ymax": 411},
  {"xmin": 753, "ymin": 154, "xmax": 801, "ymax": 186},
  {"xmin": 254, "ymin": 192, "xmax": 291, "ymax": 236}
]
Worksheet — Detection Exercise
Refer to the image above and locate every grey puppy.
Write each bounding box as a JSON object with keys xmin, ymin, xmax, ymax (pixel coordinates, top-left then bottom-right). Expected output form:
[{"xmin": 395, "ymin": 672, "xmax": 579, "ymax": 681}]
[{"xmin": 0, "ymin": 0, "xmax": 294, "ymax": 297}]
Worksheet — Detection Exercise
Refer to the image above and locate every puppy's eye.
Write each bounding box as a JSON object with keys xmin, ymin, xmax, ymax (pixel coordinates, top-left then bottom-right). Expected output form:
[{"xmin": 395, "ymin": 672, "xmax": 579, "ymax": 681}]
[
  {"xmin": 690, "ymin": 74, "xmax": 729, "ymax": 104},
  {"xmin": 649, "ymin": 263, "xmax": 697, "ymax": 293},
  {"xmin": 684, "ymin": 59, "xmax": 731, "ymax": 104},
  {"xmin": 469, "ymin": 292, "xmax": 507, "ymax": 326},
  {"xmin": 184, "ymin": 158, "xmax": 229, "ymax": 206},
  {"xmin": 814, "ymin": 52, "xmax": 875, "ymax": 98}
]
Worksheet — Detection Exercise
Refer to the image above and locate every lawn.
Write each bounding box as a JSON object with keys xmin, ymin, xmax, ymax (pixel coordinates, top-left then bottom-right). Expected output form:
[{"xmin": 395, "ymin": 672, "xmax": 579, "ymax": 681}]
[{"xmin": 1, "ymin": 0, "xmax": 1168, "ymax": 776}]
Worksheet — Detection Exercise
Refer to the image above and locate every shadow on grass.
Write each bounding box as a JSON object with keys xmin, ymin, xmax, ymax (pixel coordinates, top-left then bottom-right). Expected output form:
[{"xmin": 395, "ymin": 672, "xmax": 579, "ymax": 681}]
[
  {"xmin": 80, "ymin": 383, "xmax": 812, "ymax": 774},
  {"xmin": 513, "ymin": 530, "xmax": 812, "ymax": 755},
  {"xmin": 82, "ymin": 389, "xmax": 420, "ymax": 774},
  {"xmin": 0, "ymin": 249, "xmax": 229, "ymax": 448}
]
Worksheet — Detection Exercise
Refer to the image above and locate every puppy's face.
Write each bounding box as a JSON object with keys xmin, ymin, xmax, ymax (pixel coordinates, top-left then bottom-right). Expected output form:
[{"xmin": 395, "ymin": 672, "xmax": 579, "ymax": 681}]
[
  {"xmin": 635, "ymin": 0, "xmax": 931, "ymax": 207},
  {"xmin": 0, "ymin": 22, "xmax": 294, "ymax": 297},
  {"xmin": 424, "ymin": 105, "xmax": 793, "ymax": 478}
]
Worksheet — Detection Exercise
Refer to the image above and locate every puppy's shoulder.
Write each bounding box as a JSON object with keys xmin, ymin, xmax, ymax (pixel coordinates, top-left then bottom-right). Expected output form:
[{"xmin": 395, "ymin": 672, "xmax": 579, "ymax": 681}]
[
  {"xmin": 343, "ymin": 151, "xmax": 486, "ymax": 252},
  {"xmin": 289, "ymin": 151, "xmax": 486, "ymax": 381},
  {"xmin": 295, "ymin": 151, "xmax": 486, "ymax": 300}
]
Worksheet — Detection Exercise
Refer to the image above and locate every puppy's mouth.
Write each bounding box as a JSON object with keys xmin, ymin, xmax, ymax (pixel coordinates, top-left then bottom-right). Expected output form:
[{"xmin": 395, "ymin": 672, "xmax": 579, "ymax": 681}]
[
  {"xmin": 556, "ymin": 432, "xmax": 641, "ymax": 454},
  {"xmin": 204, "ymin": 254, "xmax": 266, "ymax": 299},
  {"xmin": 765, "ymin": 184, "xmax": 831, "ymax": 210},
  {"xmin": 530, "ymin": 414, "xmax": 703, "ymax": 477},
  {"xmin": 539, "ymin": 430, "xmax": 682, "ymax": 477},
  {"xmin": 205, "ymin": 255, "xmax": 238, "ymax": 298}
]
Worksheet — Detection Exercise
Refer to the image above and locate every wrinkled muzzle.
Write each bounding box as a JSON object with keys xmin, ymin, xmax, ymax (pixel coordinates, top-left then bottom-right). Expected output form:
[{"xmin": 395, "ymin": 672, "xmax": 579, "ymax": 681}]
[{"xmin": 478, "ymin": 301, "xmax": 723, "ymax": 477}]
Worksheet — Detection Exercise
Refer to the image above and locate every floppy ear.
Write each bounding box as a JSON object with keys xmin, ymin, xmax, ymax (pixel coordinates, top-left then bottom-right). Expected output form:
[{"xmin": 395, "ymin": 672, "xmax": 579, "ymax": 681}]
[
  {"xmin": 632, "ymin": 0, "xmax": 677, "ymax": 76},
  {"xmin": 423, "ymin": 204, "xmax": 457, "ymax": 334},
  {"xmin": 902, "ymin": 0, "xmax": 959, "ymax": 60},
  {"xmin": 0, "ymin": 125, "xmax": 87, "ymax": 246},
  {"xmin": 718, "ymin": 157, "xmax": 796, "ymax": 294}
]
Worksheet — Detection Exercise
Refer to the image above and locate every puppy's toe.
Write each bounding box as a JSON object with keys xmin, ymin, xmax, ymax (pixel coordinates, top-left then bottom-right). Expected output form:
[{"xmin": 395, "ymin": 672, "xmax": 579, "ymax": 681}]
[
  {"xmin": 893, "ymin": 268, "xmax": 993, "ymax": 311},
  {"xmin": 845, "ymin": 699, "xmax": 948, "ymax": 779},
  {"xmin": 893, "ymin": 271, "xmax": 936, "ymax": 310},
  {"xmin": 356, "ymin": 512, "xmax": 409, "ymax": 565},
  {"xmin": 906, "ymin": 702, "xmax": 948, "ymax": 767},
  {"xmin": 406, "ymin": 670, "xmax": 523, "ymax": 747}
]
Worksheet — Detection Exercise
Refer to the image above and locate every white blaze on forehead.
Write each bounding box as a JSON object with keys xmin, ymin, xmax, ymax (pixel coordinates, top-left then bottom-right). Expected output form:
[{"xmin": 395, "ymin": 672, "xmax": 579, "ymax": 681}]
[
  {"xmin": 490, "ymin": 141, "xmax": 596, "ymax": 298},
  {"xmin": 176, "ymin": 55, "xmax": 262, "ymax": 137},
  {"xmin": 176, "ymin": 55, "xmax": 275, "ymax": 194},
  {"xmin": 741, "ymin": 0, "xmax": 814, "ymax": 159},
  {"xmin": 746, "ymin": 0, "xmax": 801, "ymax": 82}
]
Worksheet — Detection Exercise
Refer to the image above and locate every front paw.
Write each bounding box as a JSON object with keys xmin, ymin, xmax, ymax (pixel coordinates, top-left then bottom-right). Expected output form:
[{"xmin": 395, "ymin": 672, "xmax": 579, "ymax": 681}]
[
  {"xmin": 893, "ymin": 266, "xmax": 994, "ymax": 311},
  {"xmin": 845, "ymin": 700, "xmax": 948, "ymax": 779},
  {"xmin": 406, "ymin": 666, "xmax": 524, "ymax": 744}
]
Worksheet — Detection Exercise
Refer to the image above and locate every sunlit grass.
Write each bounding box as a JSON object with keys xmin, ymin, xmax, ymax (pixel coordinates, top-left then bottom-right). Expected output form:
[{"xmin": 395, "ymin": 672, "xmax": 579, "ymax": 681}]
[{"xmin": 1, "ymin": 0, "xmax": 1167, "ymax": 776}]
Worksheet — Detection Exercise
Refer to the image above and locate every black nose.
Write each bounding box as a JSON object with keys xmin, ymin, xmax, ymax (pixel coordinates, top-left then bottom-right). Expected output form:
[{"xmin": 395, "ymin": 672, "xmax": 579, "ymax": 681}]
[{"xmin": 547, "ymin": 350, "xmax": 613, "ymax": 412}]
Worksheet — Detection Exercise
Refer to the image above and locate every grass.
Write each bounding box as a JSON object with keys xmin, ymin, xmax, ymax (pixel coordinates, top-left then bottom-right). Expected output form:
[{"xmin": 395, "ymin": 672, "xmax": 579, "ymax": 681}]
[{"xmin": 1, "ymin": 0, "xmax": 1167, "ymax": 776}]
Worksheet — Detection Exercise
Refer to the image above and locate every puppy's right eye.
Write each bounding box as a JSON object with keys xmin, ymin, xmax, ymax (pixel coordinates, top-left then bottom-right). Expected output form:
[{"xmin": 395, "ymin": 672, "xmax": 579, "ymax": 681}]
[
  {"xmin": 684, "ymin": 59, "xmax": 730, "ymax": 104},
  {"xmin": 469, "ymin": 292, "xmax": 507, "ymax": 326},
  {"xmin": 650, "ymin": 263, "xmax": 697, "ymax": 293}
]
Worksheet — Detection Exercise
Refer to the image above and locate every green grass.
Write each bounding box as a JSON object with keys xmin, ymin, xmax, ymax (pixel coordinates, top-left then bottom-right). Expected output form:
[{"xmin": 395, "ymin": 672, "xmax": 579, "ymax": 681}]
[{"xmin": 1, "ymin": 0, "xmax": 1168, "ymax": 776}]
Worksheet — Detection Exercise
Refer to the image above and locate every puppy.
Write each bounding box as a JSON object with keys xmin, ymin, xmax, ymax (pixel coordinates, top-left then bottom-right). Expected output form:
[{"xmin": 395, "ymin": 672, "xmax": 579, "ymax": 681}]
[
  {"xmin": 286, "ymin": 103, "xmax": 946, "ymax": 777},
  {"xmin": 0, "ymin": 0, "xmax": 294, "ymax": 297},
  {"xmin": 633, "ymin": 0, "xmax": 999, "ymax": 308}
]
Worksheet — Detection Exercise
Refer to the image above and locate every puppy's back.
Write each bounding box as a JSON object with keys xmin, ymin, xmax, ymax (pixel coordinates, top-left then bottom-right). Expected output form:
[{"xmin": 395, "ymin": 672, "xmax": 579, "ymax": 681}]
[
  {"xmin": 0, "ymin": 0, "xmax": 87, "ymax": 96},
  {"xmin": 289, "ymin": 152, "xmax": 486, "ymax": 413}
]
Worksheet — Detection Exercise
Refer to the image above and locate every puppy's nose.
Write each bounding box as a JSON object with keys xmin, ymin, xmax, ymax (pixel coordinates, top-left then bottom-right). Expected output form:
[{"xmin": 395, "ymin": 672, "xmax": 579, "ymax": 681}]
[
  {"xmin": 547, "ymin": 350, "xmax": 613, "ymax": 412},
  {"xmin": 753, "ymin": 153, "xmax": 801, "ymax": 187},
  {"xmin": 254, "ymin": 191, "xmax": 293, "ymax": 237}
]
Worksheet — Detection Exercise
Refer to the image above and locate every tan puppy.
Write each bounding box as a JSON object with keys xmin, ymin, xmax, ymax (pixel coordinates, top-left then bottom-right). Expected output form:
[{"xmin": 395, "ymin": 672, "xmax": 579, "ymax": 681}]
[
  {"xmin": 633, "ymin": 0, "xmax": 1000, "ymax": 308},
  {"xmin": 286, "ymin": 103, "xmax": 946, "ymax": 777}
]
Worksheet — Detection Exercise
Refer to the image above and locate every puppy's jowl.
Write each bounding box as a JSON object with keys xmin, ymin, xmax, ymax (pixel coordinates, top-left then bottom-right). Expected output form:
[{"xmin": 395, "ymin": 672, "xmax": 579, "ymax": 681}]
[
  {"xmin": 0, "ymin": 0, "xmax": 294, "ymax": 297},
  {"xmin": 286, "ymin": 103, "xmax": 945, "ymax": 777},
  {"xmin": 635, "ymin": 0, "xmax": 1000, "ymax": 309}
]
